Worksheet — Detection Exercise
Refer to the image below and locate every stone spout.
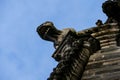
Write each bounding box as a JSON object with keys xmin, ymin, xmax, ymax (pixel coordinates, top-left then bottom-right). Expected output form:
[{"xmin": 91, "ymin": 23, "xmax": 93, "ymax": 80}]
[{"xmin": 37, "ymin": 21, "xmax": 62, "ymax": 45}]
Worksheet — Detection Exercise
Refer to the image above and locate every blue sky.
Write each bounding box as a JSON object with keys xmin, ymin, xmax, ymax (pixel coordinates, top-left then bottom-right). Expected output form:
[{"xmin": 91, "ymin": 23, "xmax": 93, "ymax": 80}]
[{"xmin": 0, "ymin": 0, "xmax": 106, "ymax": 80}]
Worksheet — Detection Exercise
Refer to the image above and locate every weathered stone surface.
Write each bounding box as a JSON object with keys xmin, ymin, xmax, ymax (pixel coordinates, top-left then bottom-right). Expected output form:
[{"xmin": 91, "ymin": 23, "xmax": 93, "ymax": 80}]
[
  {"xmin": 82, "ymin": 47, "xmax": 120, "ymax": 80},
  {"xmin": 81, "ymin": 22, "xmax": 120, "ymax": 80}
]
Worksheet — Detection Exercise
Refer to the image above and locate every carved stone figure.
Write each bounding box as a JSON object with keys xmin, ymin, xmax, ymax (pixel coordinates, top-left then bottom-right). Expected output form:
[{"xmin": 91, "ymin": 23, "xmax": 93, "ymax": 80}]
[{"xmin": 102, "ymin": 0, "xmax": 120, "ymax": 23}]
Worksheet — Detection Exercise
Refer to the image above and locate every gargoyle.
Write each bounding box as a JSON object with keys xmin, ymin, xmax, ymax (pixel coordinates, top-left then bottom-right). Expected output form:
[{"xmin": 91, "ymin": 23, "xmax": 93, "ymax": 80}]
[
  {"xmin": 102, "ymin": 0, "xmax": 120, "ymax": 23},
  {"xmin": 37, "ymin": 21, "xmax": 76, "ymax": 48}
]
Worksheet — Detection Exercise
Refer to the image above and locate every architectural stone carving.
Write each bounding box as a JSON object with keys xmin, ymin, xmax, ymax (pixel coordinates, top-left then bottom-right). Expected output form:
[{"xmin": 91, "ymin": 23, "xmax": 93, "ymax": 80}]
[
  {"xmin": 37, "ymin": 0, "xmax": 120, "ymax": 80},
  {"xmin": 102, "ymin": 0, "xmax": 120, "ymax": 23}
]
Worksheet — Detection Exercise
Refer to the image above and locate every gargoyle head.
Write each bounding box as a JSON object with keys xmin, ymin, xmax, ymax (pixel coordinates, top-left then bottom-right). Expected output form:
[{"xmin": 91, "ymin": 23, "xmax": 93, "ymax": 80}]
[{"xmin": 37, "ymin": 21, "xmax": 62, "ymax": 43}]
